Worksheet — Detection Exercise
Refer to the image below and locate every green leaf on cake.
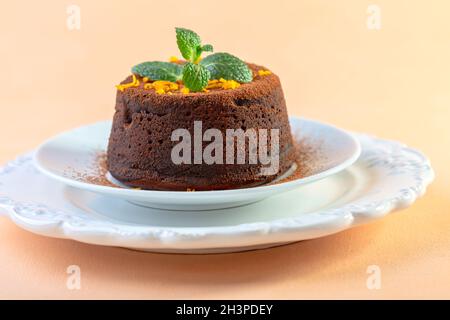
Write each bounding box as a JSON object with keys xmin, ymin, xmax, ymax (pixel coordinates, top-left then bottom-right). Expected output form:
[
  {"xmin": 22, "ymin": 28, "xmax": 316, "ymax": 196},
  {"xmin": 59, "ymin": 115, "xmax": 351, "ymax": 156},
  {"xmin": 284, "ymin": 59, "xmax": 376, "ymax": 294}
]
[
  {"xmin": 131, "ymin": 61, "xmax": 183, "ymax": 82},
  {"xmin": 200, "ymin": 53, "xmax": 253, "ymax": 83},
  {"xmin": 129, "ymin": 28, "xmax": 253, "ymax": 93},
  {"xmin": 176, "ymin": 28, "xmax": 214, "ymax": 63},
  {"xmin": 182, "ymin": 62, "xmax": 210, "ymax": 92},
  {"xmin": 201, "ymin": 44, "xmax": 213, "ymax": 52},
  {"xmin": 176, "ymin": 27, "xmax": 203, "ymax": 62}
]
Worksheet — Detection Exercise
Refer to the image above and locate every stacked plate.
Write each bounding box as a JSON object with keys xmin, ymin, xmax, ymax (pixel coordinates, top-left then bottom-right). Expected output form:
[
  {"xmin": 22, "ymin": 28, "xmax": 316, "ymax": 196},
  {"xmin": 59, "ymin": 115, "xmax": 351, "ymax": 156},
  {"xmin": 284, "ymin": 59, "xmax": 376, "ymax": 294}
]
[{"xmin": 0, "ymin": 118, "xmax": 434, "ymax": 253}]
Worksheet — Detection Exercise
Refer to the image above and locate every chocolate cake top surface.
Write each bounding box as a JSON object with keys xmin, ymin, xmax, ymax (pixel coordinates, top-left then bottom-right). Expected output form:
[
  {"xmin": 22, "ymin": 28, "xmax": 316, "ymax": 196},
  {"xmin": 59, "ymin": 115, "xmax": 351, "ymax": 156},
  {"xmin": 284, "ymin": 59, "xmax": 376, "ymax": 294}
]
[{"xmin": 118, "ymin": 63, "xmax": 280, "ymax": 102}]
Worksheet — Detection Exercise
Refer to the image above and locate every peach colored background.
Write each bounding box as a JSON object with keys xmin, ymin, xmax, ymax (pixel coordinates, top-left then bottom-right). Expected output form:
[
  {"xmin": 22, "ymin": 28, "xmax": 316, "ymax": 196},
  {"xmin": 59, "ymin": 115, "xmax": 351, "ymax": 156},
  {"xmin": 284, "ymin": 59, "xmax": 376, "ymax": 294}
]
[{"xmin": 0, "ymin": 0, "xmax": 449, "ymax": 299}]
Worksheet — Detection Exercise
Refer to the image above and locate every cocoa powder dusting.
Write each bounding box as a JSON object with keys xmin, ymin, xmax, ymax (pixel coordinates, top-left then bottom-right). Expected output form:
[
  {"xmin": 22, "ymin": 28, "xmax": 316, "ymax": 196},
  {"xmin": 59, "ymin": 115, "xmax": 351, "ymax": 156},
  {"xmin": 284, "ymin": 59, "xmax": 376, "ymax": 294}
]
[
  {"xmin": 66, "ymin": 152, "xmax": 118, "ymax": 188},
  {"xmin": 269, "ymin": 138, "xmax": 321, "ymax": 185}
]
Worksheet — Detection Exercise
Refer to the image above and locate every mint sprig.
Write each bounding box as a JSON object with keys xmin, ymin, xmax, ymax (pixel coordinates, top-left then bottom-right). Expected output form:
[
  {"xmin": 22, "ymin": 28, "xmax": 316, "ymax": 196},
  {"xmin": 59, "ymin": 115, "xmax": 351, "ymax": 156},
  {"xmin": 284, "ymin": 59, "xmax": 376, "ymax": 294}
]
[
  {"xmin": 132, "ymin": 61, "xmax": 183, "ymax": 82},
  {"xmin": 129, "ymin": 28, "xmax": 253, "ymax": 92},
  {"xmin": 182, "ymin": 63, "xmax": 210, "ymax": 92},
  {"xmin": 201, "ymin": 44, "xmax": 213, "ymax": 52},
  {"xmin": 176, "ymin": 28, "xmax": 213, "ymax": 63},
  {"xmin": 200, "ymin": 53, "xmax": 253, "ymax": 83}
]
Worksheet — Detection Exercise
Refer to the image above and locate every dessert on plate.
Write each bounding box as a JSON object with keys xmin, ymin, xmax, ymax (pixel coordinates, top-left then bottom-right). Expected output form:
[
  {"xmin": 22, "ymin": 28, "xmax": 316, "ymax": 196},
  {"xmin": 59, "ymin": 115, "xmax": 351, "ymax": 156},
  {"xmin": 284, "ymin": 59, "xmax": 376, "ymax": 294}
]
[{"xmin": 107, "ymin": 28, "xmax": 297, "ymax": 191}]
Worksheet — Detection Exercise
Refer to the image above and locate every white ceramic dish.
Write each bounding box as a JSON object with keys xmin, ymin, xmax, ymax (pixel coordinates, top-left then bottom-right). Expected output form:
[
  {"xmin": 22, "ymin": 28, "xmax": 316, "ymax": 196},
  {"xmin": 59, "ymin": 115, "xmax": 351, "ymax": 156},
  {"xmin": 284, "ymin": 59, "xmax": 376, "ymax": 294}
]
[
  {"xmin": 0, "ymin": 133, "xmax": 433, "ymax": 253},
  {"xmin": 33, "ymin": 118, "xmax": 361, "ymax": 210}
]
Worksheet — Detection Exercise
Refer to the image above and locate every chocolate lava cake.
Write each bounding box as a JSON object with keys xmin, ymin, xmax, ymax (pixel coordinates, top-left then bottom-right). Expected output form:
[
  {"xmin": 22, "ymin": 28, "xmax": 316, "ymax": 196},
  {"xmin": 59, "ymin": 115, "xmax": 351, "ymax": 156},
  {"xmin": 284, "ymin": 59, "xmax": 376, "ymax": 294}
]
[
  {"xmin": 107, "ymin": 64, "xmax": 296, "ymax": 191},
  {"xmin": 106, "ymin": 27, "xmax": 296, "ymax": 191}
]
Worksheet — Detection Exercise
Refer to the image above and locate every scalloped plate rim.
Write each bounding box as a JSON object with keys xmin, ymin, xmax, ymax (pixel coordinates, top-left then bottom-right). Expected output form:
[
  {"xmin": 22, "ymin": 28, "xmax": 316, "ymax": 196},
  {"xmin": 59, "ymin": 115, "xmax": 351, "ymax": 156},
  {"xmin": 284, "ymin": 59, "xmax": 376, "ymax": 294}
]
[{"xmin": 0, "ymin": 131, "xmax": 434, "ymax": 253}]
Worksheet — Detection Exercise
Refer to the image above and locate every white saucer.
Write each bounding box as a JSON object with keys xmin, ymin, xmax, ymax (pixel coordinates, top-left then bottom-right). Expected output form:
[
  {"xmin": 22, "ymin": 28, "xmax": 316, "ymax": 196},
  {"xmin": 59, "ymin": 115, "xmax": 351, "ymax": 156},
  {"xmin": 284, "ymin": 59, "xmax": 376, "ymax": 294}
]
[
  {"xmin": 0, "ymin": 134, "xmax": 433, "ymax": 253},
  {"xmin": 33, "ymin": 118, "xmax": 361, "ymax": 210}
]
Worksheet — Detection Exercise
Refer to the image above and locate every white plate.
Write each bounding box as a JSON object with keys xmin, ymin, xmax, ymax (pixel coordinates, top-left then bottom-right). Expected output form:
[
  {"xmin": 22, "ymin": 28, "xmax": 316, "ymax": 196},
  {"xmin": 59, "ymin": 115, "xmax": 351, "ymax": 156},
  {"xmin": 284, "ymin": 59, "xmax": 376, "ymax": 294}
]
[
  {"xmin": 33, "ymin": 118, "xmax": 361, "ymax": 210},
  {"xmin": 0, "ymin": 134, "xmax": 433, "ymax": 253}
]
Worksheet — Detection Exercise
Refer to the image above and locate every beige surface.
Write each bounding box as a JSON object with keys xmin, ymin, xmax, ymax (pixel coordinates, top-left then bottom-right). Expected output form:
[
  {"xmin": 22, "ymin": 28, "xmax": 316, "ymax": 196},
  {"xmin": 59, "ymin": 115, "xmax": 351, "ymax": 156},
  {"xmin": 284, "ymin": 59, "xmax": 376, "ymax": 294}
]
[{"xmin": 0, "ymin": 0, "xmax": 449, "ymax": 299}]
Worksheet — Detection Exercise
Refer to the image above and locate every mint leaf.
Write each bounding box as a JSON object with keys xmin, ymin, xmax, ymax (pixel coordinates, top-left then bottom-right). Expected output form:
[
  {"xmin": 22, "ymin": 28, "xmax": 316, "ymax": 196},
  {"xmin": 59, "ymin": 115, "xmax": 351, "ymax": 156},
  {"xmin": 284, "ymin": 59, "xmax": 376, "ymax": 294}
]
[
  {"xmin": 176, "ymin": 27, "xmax": 202, "ymax": 62},
  {"xmin": 201, "ymin": 44, "xmax": 213, "ymax": 52},
  {"xmin": 182, "ymin": 62, "xmax": 210, "ymax": 92},
  {"xmin": 200, "ymin": 52, "xmax": 252, "ymax": 83},
  {"xmin": 132, "ymin": 61, "xmax": 183, "ymax": 82}
]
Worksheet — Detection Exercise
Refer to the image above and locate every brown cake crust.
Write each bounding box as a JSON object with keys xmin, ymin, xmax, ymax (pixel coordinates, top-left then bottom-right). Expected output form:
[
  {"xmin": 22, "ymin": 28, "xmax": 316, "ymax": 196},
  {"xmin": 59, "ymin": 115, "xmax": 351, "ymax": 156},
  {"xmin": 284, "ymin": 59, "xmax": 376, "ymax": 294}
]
[{"xmin": 106, "ymin": 63, "xmax": 296, "ymax": 191}]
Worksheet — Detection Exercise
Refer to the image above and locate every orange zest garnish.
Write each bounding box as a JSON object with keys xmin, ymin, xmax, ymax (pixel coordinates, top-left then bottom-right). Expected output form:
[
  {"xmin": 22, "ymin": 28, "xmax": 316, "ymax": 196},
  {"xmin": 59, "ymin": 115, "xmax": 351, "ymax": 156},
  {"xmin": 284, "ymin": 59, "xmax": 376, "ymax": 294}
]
[
  {"xmin": 205, "ymin": 78, "xmax": 240, "ymax": 90},
  {"xmin": 258, "ymin": 70, "xmax": 272, "ymax": 76},
  {"xmin": 115, "ymin": 74, "xmax": 140, "ymax": 92},
  {"xmin": 116, "ymin": 74, "xmax": 242, "ymax": 94},
  {"xmin": 144, "ymin": 80, "xmax": 179, "ymax": 94}
]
